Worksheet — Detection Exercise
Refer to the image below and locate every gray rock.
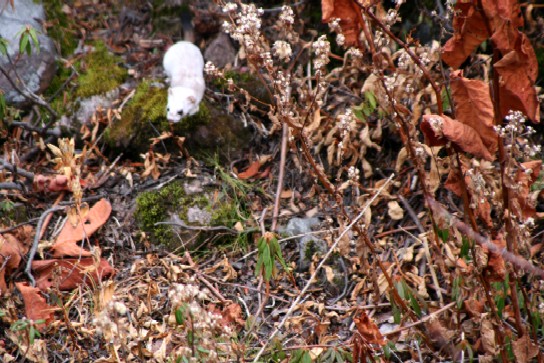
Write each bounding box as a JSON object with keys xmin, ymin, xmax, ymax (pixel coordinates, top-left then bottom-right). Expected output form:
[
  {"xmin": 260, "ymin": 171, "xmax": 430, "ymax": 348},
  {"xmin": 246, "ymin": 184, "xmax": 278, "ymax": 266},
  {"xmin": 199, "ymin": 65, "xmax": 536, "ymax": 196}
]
[
  {"xmin": 283, "ymin": 217, "xmax": 321, "ymax": 235},
  {"xmin": 187, "ymin": 206, "xmax": 212, "ymax": 225},
  {"xmin": 204, "ymin": 32, "xmax": 236, "ymax": 69},
  {"xmin": 75, "ymin": 89, "xmax": 119, "ymax": 125},
  {"xmin": 0, "ymin": 0, "xmax": 57, "ymax": 105}
]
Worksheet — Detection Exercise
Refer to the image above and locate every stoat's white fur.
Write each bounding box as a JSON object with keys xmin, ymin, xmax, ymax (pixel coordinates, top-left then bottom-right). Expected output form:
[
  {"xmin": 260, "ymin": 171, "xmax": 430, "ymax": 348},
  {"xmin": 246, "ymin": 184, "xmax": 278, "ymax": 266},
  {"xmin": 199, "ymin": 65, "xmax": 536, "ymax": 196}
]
[{"xmin": 163, "ymin": 41, "xmax": 205, "ymax": 122}]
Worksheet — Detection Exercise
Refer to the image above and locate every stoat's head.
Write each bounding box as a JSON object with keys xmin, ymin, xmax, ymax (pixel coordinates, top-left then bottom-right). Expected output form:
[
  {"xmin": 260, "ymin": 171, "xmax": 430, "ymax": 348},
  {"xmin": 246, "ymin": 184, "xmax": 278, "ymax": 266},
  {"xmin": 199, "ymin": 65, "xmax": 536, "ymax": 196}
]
[{"xmin": 166, "ymin": 87, "xmax": 199, "ymax": 122}]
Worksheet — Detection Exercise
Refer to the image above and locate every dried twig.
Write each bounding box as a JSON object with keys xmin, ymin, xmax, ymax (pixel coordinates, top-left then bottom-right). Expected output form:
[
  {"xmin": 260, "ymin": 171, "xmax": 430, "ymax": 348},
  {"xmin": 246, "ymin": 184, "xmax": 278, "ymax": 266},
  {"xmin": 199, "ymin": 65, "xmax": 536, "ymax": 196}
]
[
  {"xmin": 25, "ymin": 206, "xmax": 65, "ymax": 287},
  {"xmin": 426, "ymin": 196, "xmax": 544, "ymax": 279}
]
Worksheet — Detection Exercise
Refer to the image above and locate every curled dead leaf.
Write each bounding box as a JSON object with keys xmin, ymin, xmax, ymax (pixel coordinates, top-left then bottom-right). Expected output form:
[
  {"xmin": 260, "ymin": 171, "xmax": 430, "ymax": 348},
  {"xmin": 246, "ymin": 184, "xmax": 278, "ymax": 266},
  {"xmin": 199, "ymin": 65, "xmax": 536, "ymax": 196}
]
[
  {"xmin": 32, "ymin": 258, "xmax": 115, "ymax": 291},
  {"xmin": 421, "ymin": 114, "xmax": 494, "ymax": 161},
  {"xmin": 50, "ymin": 199, "xmax": 112, "ymax": 258},
  {"xmin": 15, "ymin": 282, "xmax": 56, "ymax": 328},
  {"xmin": 442, "ymin": 2, "xmax": 487, "ymax": 69}
]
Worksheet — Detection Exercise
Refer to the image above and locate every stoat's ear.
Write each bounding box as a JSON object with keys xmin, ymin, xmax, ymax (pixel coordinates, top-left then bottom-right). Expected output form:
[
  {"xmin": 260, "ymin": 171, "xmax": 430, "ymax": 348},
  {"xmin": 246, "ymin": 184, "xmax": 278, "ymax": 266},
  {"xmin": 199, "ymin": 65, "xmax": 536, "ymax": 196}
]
[
  {"xmin": 168, "ymin": 88, "xmax": 173, "ymax": 95},
  {"xmin": 188, "ymin": 96, "xmax": 196, "ymax": 104}
]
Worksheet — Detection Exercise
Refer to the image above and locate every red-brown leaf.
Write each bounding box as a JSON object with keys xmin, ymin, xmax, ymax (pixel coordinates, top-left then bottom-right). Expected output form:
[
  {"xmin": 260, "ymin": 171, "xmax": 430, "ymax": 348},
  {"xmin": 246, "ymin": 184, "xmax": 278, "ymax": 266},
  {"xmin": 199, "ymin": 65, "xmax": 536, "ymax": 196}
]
[
  {"xmin": 16, "ymin": 282, "xmax": 56, "ymax": 328},
  {"xmin": 450, "ymin": 70, "xmax": 497, "ymax": 155},
  {"xmin": 0, "ymin": 227, "xmax": 32, "ymax": 295},
  {"xmin": 442, "ymin": 2, "xmax": 488, "ymax": 69},
  {"xmin": 353, "ymin": 310, "xmax": 385, "ymax": 346},
  {"xmin": 237, "ymin": 160, "xmax": 262, "ymax": 180},
  {"xmin": 50, "ymin": 199, "xmax": 112, "ymax": 258},
  {"xmin": 321, "ymin": 0, "xmax": 365, "ymax": 47},
  {"xmin": 421, "ymin": 115, "xmax": 494, "ymax": 161},
  {"xmin": 32, "ymin": 258, "xmax": 115, "ymax": 291},
  {"xmin": 494, "ymin": 41, "xmax": 540, "ymax": 122}
]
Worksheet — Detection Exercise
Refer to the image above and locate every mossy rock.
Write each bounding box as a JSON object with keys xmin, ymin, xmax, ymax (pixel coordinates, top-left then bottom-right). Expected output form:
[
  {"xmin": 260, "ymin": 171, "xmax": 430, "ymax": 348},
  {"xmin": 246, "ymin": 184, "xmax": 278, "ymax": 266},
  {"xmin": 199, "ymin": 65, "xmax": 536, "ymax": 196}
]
[
  {"xmin": 75, "ymin": 41, "xmax": 127, "ymax": 98},
  {"xmin": 134, "ymin": 179, "xmax": 249, "ymax": 250},
  {"xmin": 42, "ymin": 0, "xmax": 79, "ymax": 57},
  {"xmin": 177, "ymin": 100, "xmax": 252, "ymax": 160},
  {"xmin": 104, "ymin": 80, "xmax": 215, "ymax": 157}
]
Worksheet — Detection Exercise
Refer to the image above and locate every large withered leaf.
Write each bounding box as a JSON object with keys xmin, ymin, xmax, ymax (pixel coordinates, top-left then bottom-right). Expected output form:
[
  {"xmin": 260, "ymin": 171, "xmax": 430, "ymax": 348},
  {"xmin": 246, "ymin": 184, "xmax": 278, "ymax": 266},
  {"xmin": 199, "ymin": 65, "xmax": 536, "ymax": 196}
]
[
  {"xmin": 442, "ymin": 2, "xmax": 488, "ymax": 69},
  {"xmin": 450, "ymin": 70, "xmax": 497, "ymax": 155},
  {"xmin": 50, "ymin": 199, "xmax": 112, "ymax": 258},
  {"xmin": 421, "ymin": 114, "xmax": 494, "ymax": 161},
  {"xmin": 494, "ymin": 46, "xmax": 540, "ymax": 122}
]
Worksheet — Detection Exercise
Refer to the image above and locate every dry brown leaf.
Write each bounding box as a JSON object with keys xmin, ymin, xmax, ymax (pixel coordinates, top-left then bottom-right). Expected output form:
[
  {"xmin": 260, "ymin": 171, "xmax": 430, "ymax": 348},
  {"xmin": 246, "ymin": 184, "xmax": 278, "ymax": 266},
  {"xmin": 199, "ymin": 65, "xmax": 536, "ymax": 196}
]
[
  {"xmin": 442, "ymin": 2, "xmax": 488, "ymax": 69},
  {"xmin": 512, "ymin": 160, "xmax": 542, "ymax": 219},
  {"xmin": 203, "ymin": 257, "xmax": 238, "ymax": 281},
  {"xmin": 50, "ymin": 198, "xmax": 112, "ymax": 257},
  {"xmin": 512, "ymin": 334, "xmax": 539, "ymax": 363},
  {"xmin": 221, "ymin": 302, "xmax": 245, "ymax": 328},
  {"xmin": 421, "ymin": 114, "xmax": 494, "ymax": 161},
  {"xmin": 494, "ymin": 46, "xmax": 540, "ymax": 122},
  {"xmin": 353, "ymin": 310, "xmax": 385, "ymax": 346},
  {"xmin": 321, "ymin": 0, "xmax": 365, "ymax": 47},
  {"xmin": 450, "ymin": 70, "xmax": 497, "ymax": 155},
  {"xmin": 32, "ymin": 258, "xmax": 115, "ymax": 291},
  {"xmin": 481, "ymin": 315, "xmax": 498, "ymax": 355},
  {"xmin": 0, "ymin": 227, "xmax": 32, "ymax": 294},
  {"xmin": 15, "ymin": 282, "xmax": 56, "ymax": 327},
  {"xmin": 485, "ymin": 236, "xmax": 506, "ymax": 282}
]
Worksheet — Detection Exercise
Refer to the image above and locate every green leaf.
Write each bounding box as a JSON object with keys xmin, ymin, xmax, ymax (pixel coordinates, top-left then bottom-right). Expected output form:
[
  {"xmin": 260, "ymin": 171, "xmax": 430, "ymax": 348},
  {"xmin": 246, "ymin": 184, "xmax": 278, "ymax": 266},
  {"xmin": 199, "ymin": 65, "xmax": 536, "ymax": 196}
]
[
  {"xmin": 0, "ymin": 38, "xmax": 8, "ymax": 56},
  {"xmin": 19, "ymin": 32, "xmax": 29, "ymax": 55},
  {"xmin": 391, "ymin": 294, "xmax": 401, "ymax": 324},
  {"xmin": 29, "ymin": 325, "xmax": 36, "ymax": 345},
  {"xmin": 364, "ymin": 90, "xmax": 377, "ymax": 110},
  {"xmin": 263, "ymin": 245, "xmax": 273, "ymax": 280},
  {"xmin": 409, "ymin": 293, "xmax": 422, "ymax": 317},
  {"xmin": 352, "ymin": 107, "xmax": 365, "ymax": 121},
  {"xmin": 175, "ymin": 307, "xmax": 185, "ymax": 325},
  {"xmin": 289, "ymin": 349, "xmax": 311, "ymax": 363},
  {"xmin": 460, "ymin": 237, "xmax": 471, "ymax": 260},
  {"xmin": 28, "ymin": 27, "xmax": 40, "ymax": 54}
]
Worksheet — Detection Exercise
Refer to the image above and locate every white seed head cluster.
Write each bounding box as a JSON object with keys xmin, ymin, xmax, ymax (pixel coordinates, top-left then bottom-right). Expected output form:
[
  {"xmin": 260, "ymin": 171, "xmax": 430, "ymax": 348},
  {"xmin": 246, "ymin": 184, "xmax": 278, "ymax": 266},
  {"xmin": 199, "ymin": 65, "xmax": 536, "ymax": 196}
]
[
  {"xmin": 273, "ymin": 40, "xmax": 292, "ymax": 61},
  {"xmin": 204, "ymin": 61, "xmax": 222, "ymax": 77},
  {"xmin": 385, "ymin": 9, "xmax": 401, "ymax": 25},
  {"xmin": 278, "ymin": 5, "xmax": 295, "ymax": 26},
  {"xmin": 168, "ymin": 283, "xmax": 235, "ymax": 362},
  {"xmin": 397, "ymin": 50, "xmax": 411, "ymax": 71},
  {"xmin": 348, "ymin": 166, "xmax": 360, "ymax": 181},
  {"xmin": 427, "ymin": 116, "xmax": 444, "ymax": 137},
  {"xmin": 312, "ymin": 35, "xmax": 331, "ymax": 74},
  {"xmin": 338, "ymin": 109, "xmax": 354, "ymax": 137},
  {"xmin": 222, "ymin": 2, "xmax": 238, "ymax": 13},
  {"xmin": 495, "ymin": 110, "xmax": 541, "ymax": 159},
  {"xmin": 383, "ymin": 74, "xmax": 397, "ymax": 93},
  {"xmin": 93, "ymin": 300, "xmax": 134, "ymax": 344},
  {"xmin": 223, "ymin": 3, "xmax": 266, "ymax": 61}
]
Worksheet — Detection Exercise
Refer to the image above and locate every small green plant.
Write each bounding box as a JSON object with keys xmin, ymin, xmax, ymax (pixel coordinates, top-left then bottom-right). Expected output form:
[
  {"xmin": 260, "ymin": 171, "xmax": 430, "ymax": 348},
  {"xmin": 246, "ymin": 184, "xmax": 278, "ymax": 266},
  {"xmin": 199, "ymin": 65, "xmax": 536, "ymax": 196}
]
[
  {"xmin": 352, "ymin": 90, "xmax": 378, "ymax": 121},
  {"xmin": 289, "ymin": 349, "xmax": 311, "ymax": 363},
  {"xmin": 11, "ymin": 318, "xmax": 44, "ymax": 345},
  {"xmin": 255, "ymin": 232, "xmax": 289, "ymax": 283},
  {"xmin": 17, "ymin": 25, "xmax": 40, "ymax": 56}
]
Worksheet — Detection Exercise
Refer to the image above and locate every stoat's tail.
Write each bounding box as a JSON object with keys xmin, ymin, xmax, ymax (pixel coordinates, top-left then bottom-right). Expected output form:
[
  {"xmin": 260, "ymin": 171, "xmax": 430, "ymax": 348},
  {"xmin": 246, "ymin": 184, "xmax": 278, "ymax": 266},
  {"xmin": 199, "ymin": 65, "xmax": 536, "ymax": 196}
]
[{"xmin": 181, "ymin": 8, "xmax": 194, "ymax": 43}]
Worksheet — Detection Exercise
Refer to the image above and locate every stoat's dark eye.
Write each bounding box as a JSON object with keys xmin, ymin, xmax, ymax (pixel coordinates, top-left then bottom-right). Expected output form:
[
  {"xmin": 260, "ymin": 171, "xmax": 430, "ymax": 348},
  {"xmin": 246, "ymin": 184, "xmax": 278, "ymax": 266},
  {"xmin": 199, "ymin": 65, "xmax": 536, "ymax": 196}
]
[
  {"xmin": 167, "ymin": 107, "xmax": 170, "ymax": 112},
  {"xmin": 177, "ymin": 110, "xmax": 184, "ymax": 116}
]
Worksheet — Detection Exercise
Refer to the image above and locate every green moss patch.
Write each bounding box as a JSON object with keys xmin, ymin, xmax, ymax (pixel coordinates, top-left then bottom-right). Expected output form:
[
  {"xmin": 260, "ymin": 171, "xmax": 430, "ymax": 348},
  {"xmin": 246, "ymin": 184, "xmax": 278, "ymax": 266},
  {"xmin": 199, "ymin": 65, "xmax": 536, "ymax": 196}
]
[
  {"xmin": 76, "ymin": 41, "xmax": 127, "ymax": 98},
  {"xmin": 134, "ymin": 176, "xmax": 251, "ymax": 252}
]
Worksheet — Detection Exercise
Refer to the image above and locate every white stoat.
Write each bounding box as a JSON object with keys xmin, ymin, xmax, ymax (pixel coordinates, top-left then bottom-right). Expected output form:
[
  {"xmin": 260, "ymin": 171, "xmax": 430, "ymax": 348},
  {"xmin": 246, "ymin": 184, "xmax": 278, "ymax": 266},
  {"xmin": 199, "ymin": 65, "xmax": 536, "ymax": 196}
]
[{"xmin": 163, "ymin": 41, "xmax": 205, "ymax": 122}]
